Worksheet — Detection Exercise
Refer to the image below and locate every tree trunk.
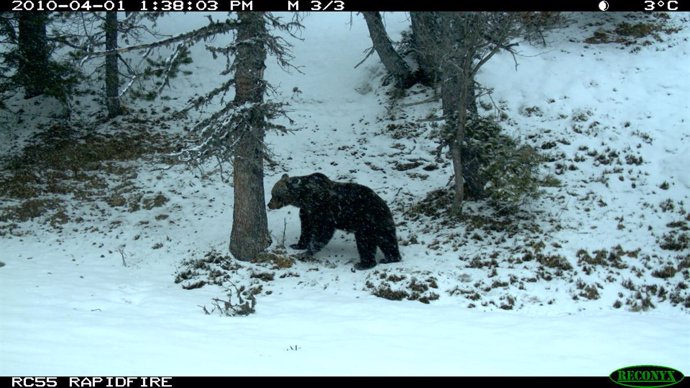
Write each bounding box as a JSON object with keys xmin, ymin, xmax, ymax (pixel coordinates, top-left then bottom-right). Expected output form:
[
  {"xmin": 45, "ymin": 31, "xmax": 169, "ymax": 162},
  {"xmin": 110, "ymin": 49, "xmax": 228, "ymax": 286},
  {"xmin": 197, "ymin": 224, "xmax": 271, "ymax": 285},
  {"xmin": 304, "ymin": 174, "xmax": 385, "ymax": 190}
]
[
  {"xmin": 409, "ymin": 12, "xmax": 439, "ymax": 86},
  {"xmin": 361, "ymin": 12, "xmax": 414, "ymax": 89},
  {"xmin": 438, "ymin": 14, "xmax": 476, "ymax": 214},
  {"xmin": 229, "ymin": 12, "xmax": 271, "ymax": 261},
  {"xmin": 441, "ymin": 69, "xmax": 468, "ymax": 214},
  {"xmin": 17, "ymin": 13, "xmax": 50, "ymax": 98},
  {"xmin": 104, "ymin": 12, "xmax": 122, "ymax": 118}
]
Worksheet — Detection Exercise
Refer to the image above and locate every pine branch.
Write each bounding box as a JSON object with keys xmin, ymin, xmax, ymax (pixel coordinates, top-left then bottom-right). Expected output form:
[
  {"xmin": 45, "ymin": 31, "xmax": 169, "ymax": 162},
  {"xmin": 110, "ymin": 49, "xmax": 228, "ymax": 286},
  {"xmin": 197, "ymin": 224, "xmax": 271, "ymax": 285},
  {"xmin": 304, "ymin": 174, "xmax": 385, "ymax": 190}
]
[
  {"xmin": 83, "ymin": 18, "xmax": 240, "ymax": 59},
  {"xmin": 177, "ymin": 12, "xmax": 299, "ymax": 166},
  {"xmin": 157, "ymin": 43, "xmax": 185, "ymax": 93}
]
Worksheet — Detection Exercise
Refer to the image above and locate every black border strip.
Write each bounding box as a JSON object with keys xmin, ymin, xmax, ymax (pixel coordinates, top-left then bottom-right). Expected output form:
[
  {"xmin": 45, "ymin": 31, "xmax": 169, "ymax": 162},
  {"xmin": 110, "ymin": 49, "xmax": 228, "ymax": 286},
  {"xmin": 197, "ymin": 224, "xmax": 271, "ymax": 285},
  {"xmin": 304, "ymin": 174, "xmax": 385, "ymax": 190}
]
[
  {"xmin": 3, "ymin": 376, "xmax": 689, "ymax": 388},
  {"xmin": 4, "ymin": 0, "xmax": 689, "ymax": 12}
]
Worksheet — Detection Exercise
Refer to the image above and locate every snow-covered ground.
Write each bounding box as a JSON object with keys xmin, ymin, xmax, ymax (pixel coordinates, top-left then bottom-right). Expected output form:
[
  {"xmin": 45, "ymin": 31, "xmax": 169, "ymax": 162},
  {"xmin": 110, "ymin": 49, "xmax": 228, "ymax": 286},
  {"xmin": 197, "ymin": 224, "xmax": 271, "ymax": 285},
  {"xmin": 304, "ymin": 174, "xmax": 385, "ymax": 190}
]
[{"xmin": 1, "ymin": 12, "xmax": 689, "ymax": 375}]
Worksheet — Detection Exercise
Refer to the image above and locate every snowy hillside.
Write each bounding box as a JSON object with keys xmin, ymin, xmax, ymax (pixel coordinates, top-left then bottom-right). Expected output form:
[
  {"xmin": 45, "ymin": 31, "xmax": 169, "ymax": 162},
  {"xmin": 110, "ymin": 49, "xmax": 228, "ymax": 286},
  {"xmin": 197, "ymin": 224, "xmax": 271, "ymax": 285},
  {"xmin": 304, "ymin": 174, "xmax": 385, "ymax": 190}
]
[{"xmin": 1, "ymin": 12, "xmax": 689, "ymax": 375}]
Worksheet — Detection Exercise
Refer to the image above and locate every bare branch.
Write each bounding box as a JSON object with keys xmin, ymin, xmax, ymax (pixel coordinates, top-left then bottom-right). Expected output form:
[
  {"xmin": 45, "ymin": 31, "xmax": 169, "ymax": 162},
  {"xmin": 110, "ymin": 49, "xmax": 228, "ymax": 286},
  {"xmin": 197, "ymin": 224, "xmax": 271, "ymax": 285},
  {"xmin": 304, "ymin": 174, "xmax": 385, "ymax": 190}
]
[{"xmin": 354, "ymin": 46, "xmax": 376, "ymax": 69}]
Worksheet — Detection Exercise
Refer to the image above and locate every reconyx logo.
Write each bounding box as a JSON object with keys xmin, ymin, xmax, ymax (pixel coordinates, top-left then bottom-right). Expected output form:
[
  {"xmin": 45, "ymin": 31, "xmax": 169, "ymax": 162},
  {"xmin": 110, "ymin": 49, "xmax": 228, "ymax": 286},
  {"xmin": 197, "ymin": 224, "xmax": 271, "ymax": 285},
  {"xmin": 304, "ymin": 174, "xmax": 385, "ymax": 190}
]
[{"xmin": 610, "ymin": 365, "xmax": 685, "ymax": 388}]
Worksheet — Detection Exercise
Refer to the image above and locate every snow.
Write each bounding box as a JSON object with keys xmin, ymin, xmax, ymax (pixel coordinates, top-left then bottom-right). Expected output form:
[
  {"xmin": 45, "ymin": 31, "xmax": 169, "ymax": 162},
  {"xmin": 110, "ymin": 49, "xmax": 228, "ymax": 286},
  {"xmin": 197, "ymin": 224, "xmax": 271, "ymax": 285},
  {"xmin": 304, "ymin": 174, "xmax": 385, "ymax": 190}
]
[{"xmin": 1, "ymin": 12, "xmax": 689, "ymax": 375}]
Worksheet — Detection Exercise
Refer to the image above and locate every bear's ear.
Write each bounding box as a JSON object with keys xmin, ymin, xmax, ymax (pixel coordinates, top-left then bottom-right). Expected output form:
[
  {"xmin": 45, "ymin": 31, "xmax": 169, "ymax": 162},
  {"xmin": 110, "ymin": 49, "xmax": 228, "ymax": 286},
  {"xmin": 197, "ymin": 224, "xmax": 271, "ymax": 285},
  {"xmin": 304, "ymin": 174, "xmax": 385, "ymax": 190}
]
[
  {"xmin": 287, "ymin": 177, "xmax": 301, "ymax": 189},
  {"xmin": 280, "ymin": 174, "xmax": 289, "ymax": 180}
]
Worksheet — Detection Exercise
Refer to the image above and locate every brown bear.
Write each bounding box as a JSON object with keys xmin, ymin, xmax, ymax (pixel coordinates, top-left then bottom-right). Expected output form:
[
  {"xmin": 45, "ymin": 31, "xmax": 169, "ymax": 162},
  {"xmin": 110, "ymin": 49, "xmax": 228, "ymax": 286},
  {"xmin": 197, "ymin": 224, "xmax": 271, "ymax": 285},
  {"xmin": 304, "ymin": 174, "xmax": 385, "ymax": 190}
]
[{"xmin": 267, "ymin": 173, "xmax": 401, "ymax": 270}]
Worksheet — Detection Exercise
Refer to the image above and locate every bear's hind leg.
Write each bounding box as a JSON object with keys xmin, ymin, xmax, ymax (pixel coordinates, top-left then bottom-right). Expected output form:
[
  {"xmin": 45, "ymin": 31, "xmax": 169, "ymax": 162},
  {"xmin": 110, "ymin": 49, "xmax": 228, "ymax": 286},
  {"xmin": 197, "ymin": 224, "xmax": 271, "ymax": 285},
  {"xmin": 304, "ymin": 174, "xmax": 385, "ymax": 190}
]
[
  {"xmin": 354, "ymin": 232, "xmax": 377, "ymax": 270},
  {"xmin": 378, "ymin": 229, "xmax": 401, "ymax": 264}
]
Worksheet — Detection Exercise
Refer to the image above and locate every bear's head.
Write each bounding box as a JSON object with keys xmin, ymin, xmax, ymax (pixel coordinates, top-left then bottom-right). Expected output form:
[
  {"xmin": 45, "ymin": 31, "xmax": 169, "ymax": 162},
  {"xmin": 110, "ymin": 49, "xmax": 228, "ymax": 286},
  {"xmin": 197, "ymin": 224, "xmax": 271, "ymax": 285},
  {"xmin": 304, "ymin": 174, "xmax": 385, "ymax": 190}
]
[
  {"xmin": 267, "ymin": 174, "xmax": 296, "ymax": 209},
  {"xmin": 268, "ymin": 173, "xmax": 333, "ymax": 210}
]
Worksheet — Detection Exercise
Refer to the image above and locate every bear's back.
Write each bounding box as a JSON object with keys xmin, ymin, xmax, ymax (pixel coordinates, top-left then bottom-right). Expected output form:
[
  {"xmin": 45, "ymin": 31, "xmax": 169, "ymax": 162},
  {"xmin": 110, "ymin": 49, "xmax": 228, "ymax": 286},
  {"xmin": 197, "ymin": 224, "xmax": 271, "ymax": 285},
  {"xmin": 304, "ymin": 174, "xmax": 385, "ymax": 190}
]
[{"xmin": 330, "ymin": 181, "xmax": 393, "ymax": 232}]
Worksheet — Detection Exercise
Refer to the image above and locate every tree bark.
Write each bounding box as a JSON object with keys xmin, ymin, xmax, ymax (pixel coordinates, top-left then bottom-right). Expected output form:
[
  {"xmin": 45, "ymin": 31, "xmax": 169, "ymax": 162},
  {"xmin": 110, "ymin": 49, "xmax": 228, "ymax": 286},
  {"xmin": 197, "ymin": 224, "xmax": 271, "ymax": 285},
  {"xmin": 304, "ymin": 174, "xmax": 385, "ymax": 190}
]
[
  {"xmin": 104, "ymin": 12, "xmax": 122, "ymax": 118},
  {"xmin": 361, "ymin": 12, "xmax": 414, "ymax": 89},
  {"xmin": 442, "ymin": 70, "xmax": 468, "ymax": 214},
  {"xmin": 409, "ymin": 12, "xmax": 439, "ymax": 86},
  {"xmin": 229, "ymin": 12, "xmax": 271, "ymax": 260},
  {"xmin": 17, "ymin": 13, "xmax": 50, "ymax": 98},
  {"xmin": 437, "ymin": 14, "xmax": 477, "ymax": 214}
]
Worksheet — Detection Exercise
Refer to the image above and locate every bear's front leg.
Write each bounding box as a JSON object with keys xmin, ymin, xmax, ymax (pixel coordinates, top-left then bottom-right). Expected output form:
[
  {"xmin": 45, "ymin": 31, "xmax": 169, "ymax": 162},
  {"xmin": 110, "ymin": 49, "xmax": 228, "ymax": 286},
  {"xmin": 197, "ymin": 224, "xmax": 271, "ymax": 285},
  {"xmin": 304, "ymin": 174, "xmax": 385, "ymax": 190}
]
[
  {"xmin": 290, "ymin": 208, "xmax": 310, "ymax": 250},
  {"xmin": 306, "ymin": 221, "xmax": 335, "ymax": 256}
]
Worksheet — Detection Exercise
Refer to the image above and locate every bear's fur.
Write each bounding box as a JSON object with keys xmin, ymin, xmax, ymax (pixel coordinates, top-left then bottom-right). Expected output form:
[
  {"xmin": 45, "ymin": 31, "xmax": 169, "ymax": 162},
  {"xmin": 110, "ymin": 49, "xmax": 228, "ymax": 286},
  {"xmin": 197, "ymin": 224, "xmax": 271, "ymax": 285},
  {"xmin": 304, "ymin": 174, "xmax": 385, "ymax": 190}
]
[{"xmin": 267, "ymin": 173, "xmax": 401, "ymax": 270}]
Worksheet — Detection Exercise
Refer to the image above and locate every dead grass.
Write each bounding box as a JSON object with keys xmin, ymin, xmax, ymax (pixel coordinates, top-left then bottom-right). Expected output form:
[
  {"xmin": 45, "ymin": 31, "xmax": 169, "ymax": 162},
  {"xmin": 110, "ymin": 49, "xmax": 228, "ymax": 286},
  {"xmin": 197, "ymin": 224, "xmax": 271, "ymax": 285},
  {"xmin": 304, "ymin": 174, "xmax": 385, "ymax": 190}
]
[
  {"xmin": 584, "ymin": 17, "xmax": 681, "ymax": 46},
  {"xmin": 0, "ymin": 123, "xmax": 179, "ymax": 232},
  {"xmin": 366, "ymin": 270, "xmax": 440, "ymax": 304}
]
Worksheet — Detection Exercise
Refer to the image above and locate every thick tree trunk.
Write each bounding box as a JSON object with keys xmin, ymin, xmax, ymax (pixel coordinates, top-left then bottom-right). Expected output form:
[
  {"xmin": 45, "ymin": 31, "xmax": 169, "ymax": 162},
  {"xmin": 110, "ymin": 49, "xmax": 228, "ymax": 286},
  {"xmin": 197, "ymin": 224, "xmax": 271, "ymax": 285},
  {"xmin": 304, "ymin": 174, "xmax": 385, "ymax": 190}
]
[
  {"xmin": 409, "ymin": 12, "xmax": 439, "ymax": 86},
  {"xmin": 441, "ymin": 69, "xmax": 468, "ymax": 214},
  {"xmin": 229, "ymin": 12, "xmax": 271, "ymax": 260},
  {"xmin": 438, "ymin": 14, "xmax": 478, "ymax": 214},
  {"xmin": 17, "ymin": 14, "xmax": 50, "ymax": 98},
  {"xmin": 104, "ymin": 12, "xmax": 122, "ymax": 118},
  {"xmin": 361, "ymin": 12, "xmax": 414, "ymax": 89}
]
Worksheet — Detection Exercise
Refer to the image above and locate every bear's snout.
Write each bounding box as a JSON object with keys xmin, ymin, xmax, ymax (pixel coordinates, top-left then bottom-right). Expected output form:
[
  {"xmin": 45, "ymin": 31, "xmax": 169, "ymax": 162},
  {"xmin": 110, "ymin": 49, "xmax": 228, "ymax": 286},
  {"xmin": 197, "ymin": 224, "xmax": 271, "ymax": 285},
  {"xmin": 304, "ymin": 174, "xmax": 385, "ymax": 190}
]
[{"xmin": 267, "ymin": 198, "xmax": 281, "ymax": 209}]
